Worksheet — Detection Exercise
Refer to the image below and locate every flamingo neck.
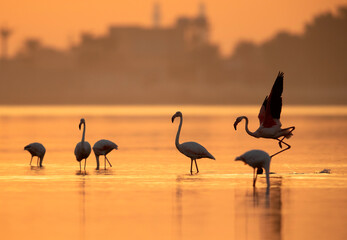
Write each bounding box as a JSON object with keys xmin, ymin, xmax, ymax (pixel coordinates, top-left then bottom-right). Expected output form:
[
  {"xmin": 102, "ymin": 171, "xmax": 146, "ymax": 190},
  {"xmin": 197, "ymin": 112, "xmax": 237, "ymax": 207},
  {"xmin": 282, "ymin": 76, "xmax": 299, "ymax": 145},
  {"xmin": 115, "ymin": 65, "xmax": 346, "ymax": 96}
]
[
  {"xmin": 81, "ymin": 123, "xmax": 86, "ymax": 143},
  {"xmin": 241, "ymin": 116, "xmax": 257, "ymax": 137},
  {"xmin": 175, "ymin": 116, "xmax": 182, "ymax": 149}
]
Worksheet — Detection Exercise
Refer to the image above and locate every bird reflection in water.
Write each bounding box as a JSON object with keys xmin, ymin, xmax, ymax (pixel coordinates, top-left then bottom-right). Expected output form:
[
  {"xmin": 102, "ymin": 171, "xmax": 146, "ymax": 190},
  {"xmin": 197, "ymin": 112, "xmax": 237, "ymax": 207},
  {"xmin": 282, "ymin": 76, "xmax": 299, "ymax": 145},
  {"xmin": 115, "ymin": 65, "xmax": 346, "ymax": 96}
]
[
  {"xmin": 93, "ymin": 168, "xmax": 114, "ymax": 175},
  {"xmin": 29, "ymin": 165, "xmax": 45, "ymax": 176},
  {"xmin": 236, "ymin": 177, "xmax": 283, "ymax": 240},
  {"xmin": 174, "ymin": 174, "xmax": 203, "ymax": 239},
  {"xmin": 30, "ymin": 166, "xmax": 45, "ymax": 171},
  {"xmin": 78, "ymin": 177, "xmax": 86, "ymax": 240},
  {"xmin": 75, "ymin": 171, "xmax": 89, "ymax": 176},
  {"xmin": 175, "ymin": 175, "xmax": 183, "ymax": 239}
]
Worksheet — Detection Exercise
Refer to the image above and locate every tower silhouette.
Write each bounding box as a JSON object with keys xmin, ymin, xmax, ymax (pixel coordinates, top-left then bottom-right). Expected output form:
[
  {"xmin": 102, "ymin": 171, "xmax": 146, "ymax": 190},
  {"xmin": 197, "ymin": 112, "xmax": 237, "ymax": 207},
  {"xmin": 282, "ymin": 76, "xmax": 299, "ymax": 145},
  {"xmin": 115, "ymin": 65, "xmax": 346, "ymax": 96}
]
[
  {"xmin": 152, "ymin": 2, "xmax": 161, "ymax": 28},
  {"xmin": 0, "ymin": 27, "xmax": 12, "ymax": 60},
  {"xmin": 198, "ymin": 1, "xmax": 206, "ymax": 18}
]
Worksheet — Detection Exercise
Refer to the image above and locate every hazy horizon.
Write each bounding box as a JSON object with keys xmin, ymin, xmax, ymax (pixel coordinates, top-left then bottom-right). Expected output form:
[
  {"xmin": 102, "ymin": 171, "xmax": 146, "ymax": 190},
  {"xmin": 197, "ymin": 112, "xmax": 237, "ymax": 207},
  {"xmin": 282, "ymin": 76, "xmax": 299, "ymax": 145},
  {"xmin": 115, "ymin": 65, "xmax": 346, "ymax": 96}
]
[{"xmin": 0, "ymin": 2, "xmax": 346, "ymax": 105}]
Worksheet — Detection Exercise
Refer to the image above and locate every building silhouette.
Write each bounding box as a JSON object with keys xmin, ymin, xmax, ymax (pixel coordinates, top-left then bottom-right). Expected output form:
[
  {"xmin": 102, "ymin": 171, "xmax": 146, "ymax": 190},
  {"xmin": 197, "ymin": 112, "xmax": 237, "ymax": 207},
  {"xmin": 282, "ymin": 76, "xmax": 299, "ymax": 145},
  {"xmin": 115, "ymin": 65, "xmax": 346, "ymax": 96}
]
[
  {"xmin": 70, "ymin": 3, "xmax": 220, "ymax": 84},
  {"xmin": 0, "ymin": 5, "xmax": 346, "ymax": 104}
]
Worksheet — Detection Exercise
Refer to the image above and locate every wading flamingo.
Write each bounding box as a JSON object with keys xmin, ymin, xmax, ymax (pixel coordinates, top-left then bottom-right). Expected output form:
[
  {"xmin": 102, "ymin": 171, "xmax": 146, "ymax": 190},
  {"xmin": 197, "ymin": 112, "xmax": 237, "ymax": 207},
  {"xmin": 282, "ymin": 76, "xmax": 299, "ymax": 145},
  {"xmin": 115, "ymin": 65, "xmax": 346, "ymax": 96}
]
[
  {"xmin": 234, "ymin": 72, "xmax": 295, "ymax": 156},
  {"xmin": 24, "ymin": 142, "xmax": 46, "ymax": 167},
  {"xmin": 172, "ymin": 111, "xmax": 215, "ymax": 174},
  {"xmin": 235, "ymin": 150, "xmax": 271, "ymax": 189},
  {"xmin": 93, "ymin": 139, "xmax": 118, "ymax": 170},
  {"xmin": 74, "ymin": 118, "xmax": 91, "ymax": 171}
]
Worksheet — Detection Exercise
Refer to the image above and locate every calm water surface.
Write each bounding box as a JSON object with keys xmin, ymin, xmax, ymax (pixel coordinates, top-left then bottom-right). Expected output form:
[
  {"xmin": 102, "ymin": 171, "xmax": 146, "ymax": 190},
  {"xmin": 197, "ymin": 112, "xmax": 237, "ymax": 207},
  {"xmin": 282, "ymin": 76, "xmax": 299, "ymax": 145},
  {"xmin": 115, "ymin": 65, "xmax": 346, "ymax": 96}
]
[{"xmin": 0, "ymin": 105, "xmax": 346, "ymax": 240}]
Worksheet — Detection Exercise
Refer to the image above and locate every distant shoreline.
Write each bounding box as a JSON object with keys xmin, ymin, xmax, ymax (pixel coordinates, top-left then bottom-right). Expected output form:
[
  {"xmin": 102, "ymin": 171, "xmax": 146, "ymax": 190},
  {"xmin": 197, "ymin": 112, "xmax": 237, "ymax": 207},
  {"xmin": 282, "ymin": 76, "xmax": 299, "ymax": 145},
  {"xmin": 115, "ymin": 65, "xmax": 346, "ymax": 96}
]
[{"xmin": 0, "ymin": 105, "xmax": 346, "ymax": 117}]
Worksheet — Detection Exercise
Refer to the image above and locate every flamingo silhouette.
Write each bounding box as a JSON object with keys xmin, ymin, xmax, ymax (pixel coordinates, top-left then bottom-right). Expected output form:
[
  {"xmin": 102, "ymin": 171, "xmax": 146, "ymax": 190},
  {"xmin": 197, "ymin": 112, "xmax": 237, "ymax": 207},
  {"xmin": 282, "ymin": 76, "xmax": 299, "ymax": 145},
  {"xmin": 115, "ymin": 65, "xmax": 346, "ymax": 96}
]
[
  {"xmin": 234, "ymin": 72, "xmax": 295, "ymax": 156},
  {"xmin": 74, "ymin": 118, "xmax": 91, "ymax": 171},
  {"xmin": 235, "ymin": 150, "xmax": 271, "ymax": 189},
  {"xmin": 172, "ymin": 111, "xmax": 215, "ymax": 174},
  {"xmin": 93, "ymin": 139, "xmax": 118, "ymax": 170},
  {"xmin": 24, "ymin": 142, "xmax": 46, "ymax": 167}
]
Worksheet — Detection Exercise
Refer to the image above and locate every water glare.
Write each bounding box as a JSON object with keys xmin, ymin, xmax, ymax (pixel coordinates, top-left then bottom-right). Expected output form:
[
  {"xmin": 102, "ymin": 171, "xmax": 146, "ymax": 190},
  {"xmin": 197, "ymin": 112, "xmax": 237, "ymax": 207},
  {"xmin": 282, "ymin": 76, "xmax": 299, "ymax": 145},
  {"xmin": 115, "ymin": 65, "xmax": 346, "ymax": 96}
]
[{"xmin": 0, "ymin": 105, "xmax": 346, "ymax": 240}]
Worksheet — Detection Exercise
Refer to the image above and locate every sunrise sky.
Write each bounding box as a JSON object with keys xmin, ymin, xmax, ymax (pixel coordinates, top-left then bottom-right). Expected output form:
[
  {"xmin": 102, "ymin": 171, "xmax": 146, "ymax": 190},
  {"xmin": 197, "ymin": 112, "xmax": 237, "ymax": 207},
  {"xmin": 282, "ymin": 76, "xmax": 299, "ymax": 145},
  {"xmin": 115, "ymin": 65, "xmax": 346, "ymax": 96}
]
[{"xmin": 1, "ymin": 0, "xmax": 346, "ymax": 56}]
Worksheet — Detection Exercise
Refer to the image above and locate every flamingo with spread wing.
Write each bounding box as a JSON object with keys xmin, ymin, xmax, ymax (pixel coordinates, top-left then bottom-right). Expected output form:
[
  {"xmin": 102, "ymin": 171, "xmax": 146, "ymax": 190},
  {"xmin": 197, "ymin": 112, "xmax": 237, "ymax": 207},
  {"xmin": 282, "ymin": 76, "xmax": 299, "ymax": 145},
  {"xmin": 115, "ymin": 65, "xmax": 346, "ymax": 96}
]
[{"xmin": 234, "ymin": 72, "xmax": 295, "ymax": 156}]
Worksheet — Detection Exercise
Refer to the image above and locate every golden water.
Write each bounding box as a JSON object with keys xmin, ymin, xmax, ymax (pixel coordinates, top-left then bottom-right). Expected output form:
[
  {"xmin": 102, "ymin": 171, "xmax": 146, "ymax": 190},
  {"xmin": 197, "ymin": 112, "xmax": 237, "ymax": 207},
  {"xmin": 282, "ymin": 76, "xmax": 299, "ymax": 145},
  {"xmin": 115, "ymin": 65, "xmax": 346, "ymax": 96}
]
[{"xmin": 0, "ymin": 106, "xmax": 346, "ymax": 240}]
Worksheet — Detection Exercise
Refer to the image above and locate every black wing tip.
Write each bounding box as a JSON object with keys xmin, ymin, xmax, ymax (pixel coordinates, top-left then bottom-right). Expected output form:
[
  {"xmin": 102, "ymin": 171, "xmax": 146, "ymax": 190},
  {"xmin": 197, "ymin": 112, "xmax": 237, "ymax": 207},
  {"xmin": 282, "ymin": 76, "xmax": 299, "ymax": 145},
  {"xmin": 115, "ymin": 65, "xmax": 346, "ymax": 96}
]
[{"xmin": 277, "ymin": 71, "xmax": 284, "ymax": 78}]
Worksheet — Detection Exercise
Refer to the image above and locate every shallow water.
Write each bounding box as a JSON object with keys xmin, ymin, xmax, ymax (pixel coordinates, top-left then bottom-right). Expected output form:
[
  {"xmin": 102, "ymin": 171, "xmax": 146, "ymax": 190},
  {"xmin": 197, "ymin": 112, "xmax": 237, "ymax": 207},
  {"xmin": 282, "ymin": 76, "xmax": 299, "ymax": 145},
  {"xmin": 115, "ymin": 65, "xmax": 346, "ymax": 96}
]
[{"xmin": 0, "ymin": 105, "xmax": 346, "ymax": 240}]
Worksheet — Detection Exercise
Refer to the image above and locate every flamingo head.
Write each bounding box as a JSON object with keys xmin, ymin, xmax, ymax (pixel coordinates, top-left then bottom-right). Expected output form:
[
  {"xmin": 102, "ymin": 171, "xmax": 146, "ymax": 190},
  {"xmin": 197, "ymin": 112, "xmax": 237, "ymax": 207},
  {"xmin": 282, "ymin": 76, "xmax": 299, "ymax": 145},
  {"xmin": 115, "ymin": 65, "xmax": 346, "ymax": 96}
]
[
  {"xmin": 234, "ymin": 117, "xmax": 243, "ymax": 130},
  {"xmin": 257, "ymin": 167, "xmax": 263, "ymax": 174},
  {"xmin": 79, "ymin": 118, "xmax": 86, "ymax": 130},
  {"xmin": 171, "ymin": 111, "xmax": 182, "ymax": 123},
  {"xmin": 235, "ymin": 155, "xmax": 249, "ymax": 166}
]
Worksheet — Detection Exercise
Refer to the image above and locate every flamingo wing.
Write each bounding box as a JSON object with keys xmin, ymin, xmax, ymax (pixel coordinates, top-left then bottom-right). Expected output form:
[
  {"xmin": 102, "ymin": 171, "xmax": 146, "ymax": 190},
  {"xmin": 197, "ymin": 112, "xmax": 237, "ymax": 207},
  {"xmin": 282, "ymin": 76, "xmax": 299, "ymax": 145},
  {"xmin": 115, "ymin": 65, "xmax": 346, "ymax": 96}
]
[
  {"xmin": 179, "ymin": 142, "xmax": 215, "ymax": 160},
  {"xmin": 75, "ymin": 141, "xmax": 91, "ymax": 161},
  {"xmin": 258, "ymin": 96, "xmax": 267, "ymax": 125},
  {"xmin": 25, "ymin": 142, "xmax": 46, "ymax": 157},
  {"xmin": 262, "ymin": 72, "xmax": 283, "ymax": 128},
  {"xmin": 93, "ymin": 139, "xmax": 118, "ymax": 155},
  {"xmin": 236, "ymin": 150, "xmax": 270, "ymax": 168}
]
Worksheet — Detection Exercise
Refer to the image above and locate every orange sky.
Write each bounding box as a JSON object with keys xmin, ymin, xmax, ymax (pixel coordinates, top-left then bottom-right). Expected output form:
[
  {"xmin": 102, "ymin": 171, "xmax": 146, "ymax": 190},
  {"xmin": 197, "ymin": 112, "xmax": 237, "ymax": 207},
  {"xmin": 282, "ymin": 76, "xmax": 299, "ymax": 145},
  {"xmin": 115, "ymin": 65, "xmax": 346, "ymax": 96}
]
[{"xmin": 1, "ymin": 0, "xmax": 346, "ymax": 56}]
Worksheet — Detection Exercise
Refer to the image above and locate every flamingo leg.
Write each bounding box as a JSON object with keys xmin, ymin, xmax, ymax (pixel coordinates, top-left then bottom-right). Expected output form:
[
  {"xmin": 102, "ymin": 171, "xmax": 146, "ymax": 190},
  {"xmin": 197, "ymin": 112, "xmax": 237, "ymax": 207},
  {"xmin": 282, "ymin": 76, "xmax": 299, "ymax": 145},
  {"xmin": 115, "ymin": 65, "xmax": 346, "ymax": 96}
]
[
  {"xmin": 278, "ymin": 126, "xmax": 295, "ymax": 148},
  {"xmin": 190, "ymin": 159, "xmax": 193, "ymax": 175},
  {"xmin": 79, "ymin": 161, "xmax": 81, "ymax": 172},
  {"xmin": 84, "ymin": 159, "xmax": 87, "ymax": 171},
  {"xmin": 104, "ymin": 156, "xmax": 106, "ymax": 170},
  {"xmin": 194, "ymin": 159, "xmax": 199, "ymax": 173},
  {"xmin": 105, "ymin": 156, "xmax": 112, "ymax": 167},
  {"xmin": 36, "ymin": 157, "xmax": 39, "ymax": 166},
  {"xmin": 272, "ymin": 140, "xmax": 291, "ymax": 158},
  {"xmin": 253, "ymin": 168, "xmax": 256, "ymax": 187},
  {"xmin": 29, "ymin": 156, "xmax": 33, "ymax": 165},
  {"xmin": 95, "ymin": 155, "xmax": 100, "ymax": 170}
]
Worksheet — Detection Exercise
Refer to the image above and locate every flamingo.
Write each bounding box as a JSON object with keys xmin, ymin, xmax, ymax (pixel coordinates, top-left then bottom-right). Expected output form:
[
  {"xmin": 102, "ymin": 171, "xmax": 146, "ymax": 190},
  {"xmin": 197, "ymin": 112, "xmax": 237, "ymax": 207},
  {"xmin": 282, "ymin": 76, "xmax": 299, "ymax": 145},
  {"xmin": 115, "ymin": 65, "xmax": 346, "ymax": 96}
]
[
  {"xmin": 172, "ymin": 111, "xmax": 215, "ymax": 174},
  {"xmin": 74, "ymin": 118, "xmax": 91, "ymax": 171},
  {"xmin": 235, "ymin": 150, "xmax": 271, "ymax": 189},
  {"xmin": 93, "ymin": 139, "xmax": 118, "ymax": 170},
  {"xmin": 24, "ymin": 142, "xmax": 46, "ymax": 167},
  {"xmin": 234, "ymin": 72, "xmax": 295, "ymax": 156}
]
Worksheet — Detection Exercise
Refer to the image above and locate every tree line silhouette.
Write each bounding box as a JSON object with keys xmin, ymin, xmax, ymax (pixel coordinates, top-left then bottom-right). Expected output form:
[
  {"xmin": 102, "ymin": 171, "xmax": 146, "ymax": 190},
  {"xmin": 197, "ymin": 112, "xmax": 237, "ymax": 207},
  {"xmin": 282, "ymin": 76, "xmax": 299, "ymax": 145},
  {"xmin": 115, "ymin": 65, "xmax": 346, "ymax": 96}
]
[{"xmin": 0, "ymin": 6, "xmax": 346, "ymax": 104}]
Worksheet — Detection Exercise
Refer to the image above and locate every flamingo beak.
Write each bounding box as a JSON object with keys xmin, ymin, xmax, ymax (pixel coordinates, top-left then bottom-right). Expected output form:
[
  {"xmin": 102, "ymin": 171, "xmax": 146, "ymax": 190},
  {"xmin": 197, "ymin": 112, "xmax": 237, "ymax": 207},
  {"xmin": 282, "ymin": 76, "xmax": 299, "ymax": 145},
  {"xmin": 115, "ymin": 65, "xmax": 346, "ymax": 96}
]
[
  {"xmin": 233, "ymin": 119, "xmax": 241, "ymax": 130},
  {"xmin": 171, "ymin": 115, "xmax": 176, "ymax": 123},
  {"xmin": 79, "ymin": 122, "xmax": 82, "ymax": 130}
]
